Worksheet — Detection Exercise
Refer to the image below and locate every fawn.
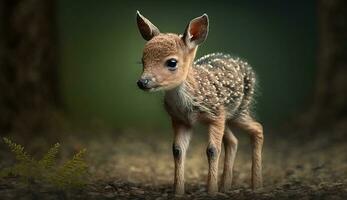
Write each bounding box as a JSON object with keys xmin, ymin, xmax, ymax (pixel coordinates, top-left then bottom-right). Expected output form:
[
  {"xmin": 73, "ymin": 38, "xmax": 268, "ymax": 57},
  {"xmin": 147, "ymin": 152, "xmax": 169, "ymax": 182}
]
[{"xmin": 136, "ymin": 11, "xmax": 263, "ymax": 195}]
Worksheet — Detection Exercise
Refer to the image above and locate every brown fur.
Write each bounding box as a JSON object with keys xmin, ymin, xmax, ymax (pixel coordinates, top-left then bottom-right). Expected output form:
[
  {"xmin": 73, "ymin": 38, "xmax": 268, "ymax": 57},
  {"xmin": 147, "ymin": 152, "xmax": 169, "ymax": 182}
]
[
  {"xmin": 141, "ymin": 34, "xmax": 196, "ymax": 91},
  {"xmin": 136, "ymin": 12, "xmax": 264, "ymax": 195}
]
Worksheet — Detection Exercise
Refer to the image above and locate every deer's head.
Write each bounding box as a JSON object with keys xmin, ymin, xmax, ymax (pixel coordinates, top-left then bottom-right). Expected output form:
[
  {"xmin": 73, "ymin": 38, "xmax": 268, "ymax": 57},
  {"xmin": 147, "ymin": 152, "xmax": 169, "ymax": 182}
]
[{"xmin": 136, "ymin": 11, "xmax": 209, "ymax": 91}]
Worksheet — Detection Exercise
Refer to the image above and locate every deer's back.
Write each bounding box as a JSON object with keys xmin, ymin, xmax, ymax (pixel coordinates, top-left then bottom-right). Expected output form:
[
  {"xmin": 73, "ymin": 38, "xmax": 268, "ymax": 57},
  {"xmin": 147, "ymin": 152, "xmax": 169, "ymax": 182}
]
[
  {"xmin": 164, "ymin": 53, "xmax": 257, "ymax": 124},
  {"xmin": 192, "ymin": 53, "xmax": 257, "ymax": 119}
]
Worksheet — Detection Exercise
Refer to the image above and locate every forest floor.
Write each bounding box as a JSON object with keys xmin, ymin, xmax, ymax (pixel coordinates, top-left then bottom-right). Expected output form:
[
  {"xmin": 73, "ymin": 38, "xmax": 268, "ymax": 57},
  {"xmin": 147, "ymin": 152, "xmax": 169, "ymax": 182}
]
[{"xmin": 0, "ymin": 127, "xmax": 347, "ymax": 200}]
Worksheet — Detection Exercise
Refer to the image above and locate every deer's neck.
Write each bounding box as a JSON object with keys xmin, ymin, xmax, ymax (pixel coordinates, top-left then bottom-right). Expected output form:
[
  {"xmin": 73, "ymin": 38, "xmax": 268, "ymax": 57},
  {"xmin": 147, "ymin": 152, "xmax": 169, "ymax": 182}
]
[
  {"xmin": 163, "ymin": 48, "xmax": 199, "ymax": 123},
  {"xmin": 164, "ymin": 65, "xmax": 198, "ymax": 121}
]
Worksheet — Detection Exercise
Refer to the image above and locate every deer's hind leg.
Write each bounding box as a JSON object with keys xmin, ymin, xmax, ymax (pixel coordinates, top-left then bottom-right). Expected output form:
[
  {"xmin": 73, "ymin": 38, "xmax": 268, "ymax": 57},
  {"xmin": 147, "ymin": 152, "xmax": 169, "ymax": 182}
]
[
  {"xmin": 232, "ymin": 115, "xmax": 263, "ymax": 190},
  {"xmin": 220, "ymin": 126, "xmax": 238, "ymax": 192}
]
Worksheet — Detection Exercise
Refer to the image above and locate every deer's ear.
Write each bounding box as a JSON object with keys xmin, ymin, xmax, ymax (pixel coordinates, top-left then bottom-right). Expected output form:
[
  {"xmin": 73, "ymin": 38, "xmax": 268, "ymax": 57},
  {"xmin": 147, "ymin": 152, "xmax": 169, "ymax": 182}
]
[
  {"xmin": 183, "ymin": 14, "xmax": 209, "ymax": 49},
  {"xmin": 136, "ymin": 11, "xmax": 160, "ymax": 41}
]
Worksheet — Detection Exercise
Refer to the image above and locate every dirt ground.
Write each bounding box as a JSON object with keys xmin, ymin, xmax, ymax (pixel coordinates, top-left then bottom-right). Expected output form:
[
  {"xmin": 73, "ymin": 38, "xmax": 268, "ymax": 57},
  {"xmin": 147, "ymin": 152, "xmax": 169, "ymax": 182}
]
[{"xmin": 0, "ymin": 127, "xmax": 347, "ymax": 199}]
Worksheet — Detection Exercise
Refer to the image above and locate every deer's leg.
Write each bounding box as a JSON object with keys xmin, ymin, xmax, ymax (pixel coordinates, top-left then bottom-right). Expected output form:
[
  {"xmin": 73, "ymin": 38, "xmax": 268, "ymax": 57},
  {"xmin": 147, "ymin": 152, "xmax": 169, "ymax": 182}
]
[
  {"xmin": 172, "ymin": 120, "xmax": 192, "ymax": 195},
  {"xmin": 206, "ymin": 113, "xmax": 225, "ymax": 194},
  {"xmin": 220, "ymin": 127, "xmax": 238, "ymax": 192},
  {"xmin": 233, "ymin": 116, "xmax": 263, "ymax": 189}
]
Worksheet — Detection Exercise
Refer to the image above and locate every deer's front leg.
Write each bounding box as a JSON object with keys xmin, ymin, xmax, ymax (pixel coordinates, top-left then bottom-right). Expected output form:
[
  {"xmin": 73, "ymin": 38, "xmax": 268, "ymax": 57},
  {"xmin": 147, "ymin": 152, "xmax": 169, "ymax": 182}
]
[
  {"xmin": 206, "ymin": 114, "xmax": 225, "ymax": 194},
  {"xmin": 172, "ymin": 120, "xmax": 192, "ymax": 195}
]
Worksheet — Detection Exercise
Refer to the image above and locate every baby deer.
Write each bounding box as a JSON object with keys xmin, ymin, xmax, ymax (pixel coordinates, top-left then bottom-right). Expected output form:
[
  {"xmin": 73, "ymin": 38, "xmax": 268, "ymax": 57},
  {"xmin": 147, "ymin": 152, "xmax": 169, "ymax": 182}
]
[{"xmin": 136, "ymin": 11, "xmax": 263, "ymax": 195}]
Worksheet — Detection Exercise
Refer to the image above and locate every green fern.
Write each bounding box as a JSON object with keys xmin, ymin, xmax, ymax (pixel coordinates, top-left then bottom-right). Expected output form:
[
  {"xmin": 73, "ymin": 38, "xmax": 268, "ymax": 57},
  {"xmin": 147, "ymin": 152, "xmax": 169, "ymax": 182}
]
[
  {"xmin": 2, "ymin": 138, "xmax": 38, "ymax": 180},
  {"xmin": 1, "ymin": 138, "xmax": 88, "ymax": 190},
  {"xmin": 51, "ymin": 148, "xmax": 88, "ymax": 189},
  {"xmin": 38, "ymin": 143, "xmax": 60, "ymax": 169},
  {"xmin": 3, "ymin": 137, "xmax": 33, "ymax": 163}
]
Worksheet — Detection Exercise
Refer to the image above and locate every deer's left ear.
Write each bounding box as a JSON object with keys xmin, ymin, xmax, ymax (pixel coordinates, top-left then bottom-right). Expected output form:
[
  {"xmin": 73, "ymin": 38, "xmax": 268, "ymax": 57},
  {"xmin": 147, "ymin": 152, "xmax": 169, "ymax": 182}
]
[
  {"xmin": 136, "ymin": 11, "xmax": 160, "ymax": 41},
  {"xmin": 183, "ymin": 14, "xmax": 209, "ymax": 49}
]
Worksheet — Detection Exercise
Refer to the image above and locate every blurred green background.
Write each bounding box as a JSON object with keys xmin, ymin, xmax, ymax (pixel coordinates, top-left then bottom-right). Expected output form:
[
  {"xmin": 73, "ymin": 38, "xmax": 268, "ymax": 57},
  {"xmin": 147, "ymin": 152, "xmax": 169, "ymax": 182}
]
[{"xmin": 57, "ymin": 0, "xmax": 316, "ymax": 130}]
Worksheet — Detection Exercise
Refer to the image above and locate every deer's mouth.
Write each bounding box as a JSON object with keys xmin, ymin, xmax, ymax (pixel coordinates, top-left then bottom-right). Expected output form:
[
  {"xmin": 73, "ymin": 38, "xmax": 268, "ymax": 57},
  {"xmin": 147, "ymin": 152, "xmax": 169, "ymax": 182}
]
[
  {"xmin": 147, "ymin": 85, "xmax": 163, "ymax": 92},
  {"xmin": 138, "ymin": 82, "xmax": 162, "ymax": 92}
]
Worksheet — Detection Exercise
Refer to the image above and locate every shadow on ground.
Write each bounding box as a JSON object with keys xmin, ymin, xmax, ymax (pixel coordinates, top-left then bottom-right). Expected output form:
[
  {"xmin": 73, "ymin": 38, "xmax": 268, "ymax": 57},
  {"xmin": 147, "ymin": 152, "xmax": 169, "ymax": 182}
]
[{"xmin": 1, "ymin": 128, "xmax": 347, "ymax": 199}]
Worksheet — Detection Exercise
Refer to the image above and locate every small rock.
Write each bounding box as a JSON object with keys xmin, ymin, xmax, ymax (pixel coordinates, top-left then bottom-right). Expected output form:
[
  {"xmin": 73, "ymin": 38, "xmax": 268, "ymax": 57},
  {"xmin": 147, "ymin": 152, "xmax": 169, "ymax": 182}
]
[
  {"xmin": 104, "ymin": 185, "xmax": 115, "ymax": 192},
  {"xmin": 162, "ymin": 193, "xmax": 168, "ymax": 197},
  {"xmin": 87, "ymin": 192, "xmax": 101, "ymax": 196},
  {"xmin": 216, "ymin": 192, "xmax": 229, "ymax": 197},
  {"xmin": 133, "ymin": 189, "xmax": 145, "ymax": 195},
  {"xmin": 103, "ymin": 193, "xmax": 116, "ymax": 198}
]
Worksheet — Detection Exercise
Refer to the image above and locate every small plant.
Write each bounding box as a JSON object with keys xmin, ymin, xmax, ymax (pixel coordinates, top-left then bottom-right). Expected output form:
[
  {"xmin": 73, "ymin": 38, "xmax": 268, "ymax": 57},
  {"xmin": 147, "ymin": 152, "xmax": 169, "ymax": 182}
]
[{"xmin": 0, "ymin": 137, "xmax": 88, "ymax": 190}]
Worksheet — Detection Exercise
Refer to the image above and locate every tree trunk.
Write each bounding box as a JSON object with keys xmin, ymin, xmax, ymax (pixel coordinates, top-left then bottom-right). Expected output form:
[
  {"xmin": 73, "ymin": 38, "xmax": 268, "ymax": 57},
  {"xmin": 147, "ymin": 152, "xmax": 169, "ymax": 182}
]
[
  {"xmin": 303, "ymin": 0, "xmax": 347, "ymax": 134},
  {"xmin": 0, "ymin": 0, "xmax": 60, "ymax": 134}
]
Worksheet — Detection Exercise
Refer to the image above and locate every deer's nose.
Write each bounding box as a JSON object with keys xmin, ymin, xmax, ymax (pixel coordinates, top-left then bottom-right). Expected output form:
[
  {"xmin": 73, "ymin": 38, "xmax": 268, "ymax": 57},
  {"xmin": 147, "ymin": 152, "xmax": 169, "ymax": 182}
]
[{"xmin": 137, "ymin": 78, "xmax": 150, "ymax": 90}]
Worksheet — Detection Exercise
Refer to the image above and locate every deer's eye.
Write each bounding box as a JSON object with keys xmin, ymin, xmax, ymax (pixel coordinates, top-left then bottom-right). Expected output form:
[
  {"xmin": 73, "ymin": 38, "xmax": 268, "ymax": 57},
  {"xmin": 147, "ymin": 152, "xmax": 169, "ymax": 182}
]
[{"xmin": 165, "ymin": 59, "xmax": 178, "ymax": 71}]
